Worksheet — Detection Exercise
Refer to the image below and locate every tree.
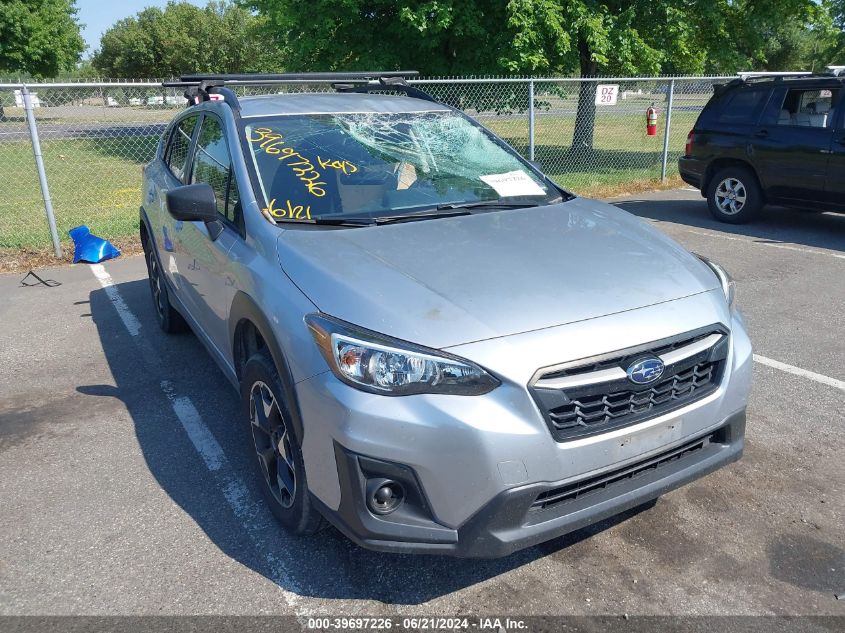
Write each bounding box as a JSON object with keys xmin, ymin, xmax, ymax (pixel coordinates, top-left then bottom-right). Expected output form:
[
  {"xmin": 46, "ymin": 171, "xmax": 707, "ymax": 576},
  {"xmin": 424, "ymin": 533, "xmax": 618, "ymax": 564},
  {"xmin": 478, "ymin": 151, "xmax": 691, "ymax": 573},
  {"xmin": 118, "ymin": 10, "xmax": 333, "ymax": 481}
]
[
  {"xmin": 248, "ymin": 1, "xmax": 514, "ymax": 76},
  {"xmin": 827, "ymin": 0, "xmax": 845, "ymax": 63},
  {"xmin": 0, "ymin": 0, "xmax": 85, "ymax": 78},
  {"xmin": 502, "ymin": 1, "xmax": 825, "ymax": 149},
  {"xmin": 250, "ymin": 1, "xmax": 828, "ymax": 149},
  {"xmin": 92, "ymin": 1, "xmax": 282, "ymax": 78}
]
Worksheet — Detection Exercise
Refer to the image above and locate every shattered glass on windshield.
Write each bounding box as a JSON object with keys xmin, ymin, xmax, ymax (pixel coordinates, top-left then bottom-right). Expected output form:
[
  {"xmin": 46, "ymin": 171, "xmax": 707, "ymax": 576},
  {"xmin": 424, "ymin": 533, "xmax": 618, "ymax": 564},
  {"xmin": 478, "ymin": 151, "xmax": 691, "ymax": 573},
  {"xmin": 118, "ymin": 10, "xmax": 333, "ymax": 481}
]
[{"xmin": 244, "ymin": 111, "xmax": 555, "ymax": 222}]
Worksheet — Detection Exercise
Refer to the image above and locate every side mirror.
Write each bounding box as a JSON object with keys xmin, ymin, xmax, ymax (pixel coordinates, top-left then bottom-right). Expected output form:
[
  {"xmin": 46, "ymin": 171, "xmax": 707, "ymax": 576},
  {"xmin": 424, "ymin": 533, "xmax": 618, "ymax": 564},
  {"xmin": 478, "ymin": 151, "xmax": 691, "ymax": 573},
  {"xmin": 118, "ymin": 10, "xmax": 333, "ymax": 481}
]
[
  {"xmin": 166, "ymin": 183, "xmax": 223, "ymax": 240},
  {"xmin": 166, "ymin": 183, "xmax": 218, "ymax": 223}
]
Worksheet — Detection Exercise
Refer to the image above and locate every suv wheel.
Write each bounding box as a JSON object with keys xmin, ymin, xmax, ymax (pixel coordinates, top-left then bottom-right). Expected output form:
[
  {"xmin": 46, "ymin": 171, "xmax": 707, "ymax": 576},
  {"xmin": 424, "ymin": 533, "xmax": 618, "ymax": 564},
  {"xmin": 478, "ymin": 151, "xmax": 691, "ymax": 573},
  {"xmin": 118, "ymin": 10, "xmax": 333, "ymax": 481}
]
[
  {"xmin": 706, "ymin": 167, "xmax": 762, "ymax": 224},
  {"xmin": 143, "ymin": 241, "xmax": 188, "ymax": 333},
  {"xmin": 241, "ymin": 350, "xmax": 324, "ymax": 534}
]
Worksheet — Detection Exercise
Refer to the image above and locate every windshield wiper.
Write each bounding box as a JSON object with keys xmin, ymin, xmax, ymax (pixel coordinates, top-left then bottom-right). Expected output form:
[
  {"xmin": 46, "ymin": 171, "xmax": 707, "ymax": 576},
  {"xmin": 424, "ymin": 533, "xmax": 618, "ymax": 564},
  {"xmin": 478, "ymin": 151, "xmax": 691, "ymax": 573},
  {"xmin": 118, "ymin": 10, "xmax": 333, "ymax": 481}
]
[
  {"xmin": 311, "ymin": 216, "xmax": 375, "ymax": 226},
  {"xmin": 373, "ymin": 209, "xmax": 472, "ymax": 225},
  {"xmin": 437, "ymin": 200, "xmax": 544, "ymax": 211},
  {"xmin": 307, "ymin": 202, "xmax": 544, "ymax": 227}
]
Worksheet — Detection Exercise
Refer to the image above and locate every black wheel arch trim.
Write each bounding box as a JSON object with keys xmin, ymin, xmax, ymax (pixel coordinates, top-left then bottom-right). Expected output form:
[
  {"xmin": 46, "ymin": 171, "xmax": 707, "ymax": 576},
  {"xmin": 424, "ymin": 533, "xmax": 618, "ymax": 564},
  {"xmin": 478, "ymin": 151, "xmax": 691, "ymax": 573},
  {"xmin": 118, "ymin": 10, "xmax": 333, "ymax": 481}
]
[
  {"xmin": 703, "ymin": 158, "xmax": 764, "ymax": 195},
  {"xmin": 229, "ymin": 291, "xmax": 306, "ymax": 443},
  {"xmin": 140, "ymin": 205, "xmax": 155, "ymax": 252}
]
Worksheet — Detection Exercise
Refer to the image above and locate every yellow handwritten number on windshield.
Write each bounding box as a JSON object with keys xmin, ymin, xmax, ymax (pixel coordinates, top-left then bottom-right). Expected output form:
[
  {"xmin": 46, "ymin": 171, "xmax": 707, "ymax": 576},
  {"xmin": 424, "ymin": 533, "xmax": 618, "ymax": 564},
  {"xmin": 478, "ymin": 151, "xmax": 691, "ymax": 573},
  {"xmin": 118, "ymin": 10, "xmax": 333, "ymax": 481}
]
[
  {"xmin": 263, "ymin": 198, "xmax": 312, "ymax": 221},
  {"xmin": 248, "ymin": 127, "xmax": 326, "ymax": 197}
]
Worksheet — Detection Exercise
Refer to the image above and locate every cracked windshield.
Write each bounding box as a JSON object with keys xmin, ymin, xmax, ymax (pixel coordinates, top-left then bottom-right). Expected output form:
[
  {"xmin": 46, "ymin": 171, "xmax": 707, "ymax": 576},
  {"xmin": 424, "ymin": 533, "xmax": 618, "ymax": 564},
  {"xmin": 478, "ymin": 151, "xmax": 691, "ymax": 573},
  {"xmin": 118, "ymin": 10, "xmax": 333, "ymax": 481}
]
[{"xmin": 244, "ymin": 111, "xmax": 559, "ymax": 222}]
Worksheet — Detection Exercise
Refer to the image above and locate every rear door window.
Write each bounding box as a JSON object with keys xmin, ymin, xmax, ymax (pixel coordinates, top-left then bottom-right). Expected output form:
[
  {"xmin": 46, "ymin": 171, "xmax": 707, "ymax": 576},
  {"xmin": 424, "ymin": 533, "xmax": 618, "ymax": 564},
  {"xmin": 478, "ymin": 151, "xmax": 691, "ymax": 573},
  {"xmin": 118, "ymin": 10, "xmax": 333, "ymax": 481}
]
[
  {"xmin": 717, "ymin": 89, "xmax": 770, "ymax": 125},
  {"xmin": 772, "ymin": 88, "xmax": 839, "ymax": 128},
  {"xmin": 164, "ymin": 115, "xmax": 198, "ymax": 181}
]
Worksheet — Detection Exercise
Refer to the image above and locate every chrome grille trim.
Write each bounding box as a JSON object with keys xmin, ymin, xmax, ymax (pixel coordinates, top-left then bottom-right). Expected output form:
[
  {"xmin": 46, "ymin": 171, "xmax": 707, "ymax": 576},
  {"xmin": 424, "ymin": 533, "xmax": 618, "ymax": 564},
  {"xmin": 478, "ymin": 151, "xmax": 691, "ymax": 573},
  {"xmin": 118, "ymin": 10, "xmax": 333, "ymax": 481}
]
[
  {"xmin": 534, "ymin": 366, "xmax": 627, "ymax": 390},
  {"xmin": 659, "ymin": 332, "xmax": 724, "ymax": 366},
  {"xmin": 529, "ymin": 326, "xmax": 729, "ymax": 442},
  {"xmin": 533, "ymin": 332, "xmax": 725, "ymax": 391}
]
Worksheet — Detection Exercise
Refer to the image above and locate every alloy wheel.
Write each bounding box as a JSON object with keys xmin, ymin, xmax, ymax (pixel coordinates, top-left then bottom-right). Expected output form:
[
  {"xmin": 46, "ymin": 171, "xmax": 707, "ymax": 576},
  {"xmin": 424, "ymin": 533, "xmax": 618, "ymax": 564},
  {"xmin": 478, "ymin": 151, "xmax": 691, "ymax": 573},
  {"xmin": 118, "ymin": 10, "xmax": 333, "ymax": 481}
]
[
  {"xmin": 249, "ymin": 380, "xmax": 296, "ymax": 509},
  {"xmin": 714, "ymin": 178, "xmax": 747, "ymax": 215}
]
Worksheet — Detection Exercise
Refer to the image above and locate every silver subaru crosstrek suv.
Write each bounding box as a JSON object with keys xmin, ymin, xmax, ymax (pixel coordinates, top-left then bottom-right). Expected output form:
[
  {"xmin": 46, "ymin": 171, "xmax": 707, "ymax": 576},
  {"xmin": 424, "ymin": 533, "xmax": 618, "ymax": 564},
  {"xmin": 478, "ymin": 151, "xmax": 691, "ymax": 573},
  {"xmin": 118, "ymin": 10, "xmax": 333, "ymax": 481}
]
[{"xmin": 140, "ymin": 73, "xmax": 752, "ymax": 557}]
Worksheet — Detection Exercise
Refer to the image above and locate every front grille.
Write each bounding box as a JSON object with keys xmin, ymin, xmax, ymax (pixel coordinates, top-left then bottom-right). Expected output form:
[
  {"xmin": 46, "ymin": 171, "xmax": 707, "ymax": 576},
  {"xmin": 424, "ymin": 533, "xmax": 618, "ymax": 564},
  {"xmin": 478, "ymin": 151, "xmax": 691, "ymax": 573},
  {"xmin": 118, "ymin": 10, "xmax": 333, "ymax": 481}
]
[
  {"xmin": 549, "ymin": 361, "xmax": 718, "ymax": 429},
  {"xmin": 530, "ymin": 327, "xmax": 728, "ymax": 442},
  {"xmin": 531, "ymin": 432, "xmax": 715, "ymax": 511}
]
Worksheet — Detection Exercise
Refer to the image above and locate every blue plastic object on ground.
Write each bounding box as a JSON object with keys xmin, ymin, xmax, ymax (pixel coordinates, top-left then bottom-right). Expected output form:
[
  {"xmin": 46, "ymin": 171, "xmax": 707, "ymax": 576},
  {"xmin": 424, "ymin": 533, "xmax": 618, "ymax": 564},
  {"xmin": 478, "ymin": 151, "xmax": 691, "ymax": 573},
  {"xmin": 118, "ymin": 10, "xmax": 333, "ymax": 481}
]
[{"xmin": 68, "ymin": 226, "xmax": 121, "ymax": 264}]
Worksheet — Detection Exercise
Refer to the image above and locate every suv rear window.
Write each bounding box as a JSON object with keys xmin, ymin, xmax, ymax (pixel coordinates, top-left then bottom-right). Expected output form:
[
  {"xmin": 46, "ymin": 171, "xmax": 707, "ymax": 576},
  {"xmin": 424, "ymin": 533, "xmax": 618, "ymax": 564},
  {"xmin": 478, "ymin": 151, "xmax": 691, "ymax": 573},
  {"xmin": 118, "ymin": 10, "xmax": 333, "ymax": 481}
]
[{"xmin": 716, "ymin": 89, "xmax": 769, "ymax": 124}]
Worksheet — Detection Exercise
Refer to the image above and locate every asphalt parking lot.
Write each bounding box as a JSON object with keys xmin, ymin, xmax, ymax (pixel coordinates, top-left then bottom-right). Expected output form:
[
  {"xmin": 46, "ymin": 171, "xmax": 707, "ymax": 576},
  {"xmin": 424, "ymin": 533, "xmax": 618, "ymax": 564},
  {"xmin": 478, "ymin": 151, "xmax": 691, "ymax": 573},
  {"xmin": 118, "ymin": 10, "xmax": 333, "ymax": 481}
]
[{"xmin": 1, "ymin": 188, "xmax": 843, "ymax": 618}]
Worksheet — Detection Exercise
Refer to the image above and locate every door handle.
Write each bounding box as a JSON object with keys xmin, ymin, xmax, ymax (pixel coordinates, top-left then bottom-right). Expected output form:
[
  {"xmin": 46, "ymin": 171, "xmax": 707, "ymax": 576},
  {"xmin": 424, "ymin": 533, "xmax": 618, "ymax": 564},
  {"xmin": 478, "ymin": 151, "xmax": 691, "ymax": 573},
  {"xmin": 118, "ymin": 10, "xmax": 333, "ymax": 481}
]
[
  {"xmin": 835, "ymin": 136, "xmax": 845, "ymax": 145},
  {"xmin": 754, "ymin": 129, "xmax": 769, "ymax": 138}
]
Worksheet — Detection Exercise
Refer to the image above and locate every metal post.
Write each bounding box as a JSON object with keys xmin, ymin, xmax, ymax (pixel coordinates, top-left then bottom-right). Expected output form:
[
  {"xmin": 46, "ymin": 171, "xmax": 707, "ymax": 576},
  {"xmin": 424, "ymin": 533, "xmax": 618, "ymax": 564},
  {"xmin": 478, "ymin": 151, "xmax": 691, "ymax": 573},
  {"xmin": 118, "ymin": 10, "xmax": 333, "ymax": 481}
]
[
  {"xmin": 23, "ymin": 85, "xmax": 62, "ymax": 258},
  {"xmin": 660, "ymin": 78, "xmax": 675, "ymax": 181},
  {"xmin": 528, "ymin": 80, "xmax": 535, "ymax": 161}
]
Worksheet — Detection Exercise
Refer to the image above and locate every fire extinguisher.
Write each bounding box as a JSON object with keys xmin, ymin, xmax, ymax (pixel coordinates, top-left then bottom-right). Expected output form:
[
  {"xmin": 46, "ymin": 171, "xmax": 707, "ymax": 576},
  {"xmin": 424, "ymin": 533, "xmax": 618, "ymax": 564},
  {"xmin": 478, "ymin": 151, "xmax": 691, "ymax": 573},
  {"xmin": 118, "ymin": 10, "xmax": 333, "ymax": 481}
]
[{"xmin": 646, "ymin": 103, "xmax": 658, "ymax": 136}]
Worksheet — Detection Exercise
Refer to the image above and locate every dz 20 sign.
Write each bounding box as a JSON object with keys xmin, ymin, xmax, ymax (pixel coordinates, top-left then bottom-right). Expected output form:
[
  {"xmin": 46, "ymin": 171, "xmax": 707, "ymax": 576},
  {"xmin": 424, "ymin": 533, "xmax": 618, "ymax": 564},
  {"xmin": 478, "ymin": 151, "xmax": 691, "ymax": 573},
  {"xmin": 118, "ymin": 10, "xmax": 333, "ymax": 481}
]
[{"xmin": 595, "ymin": 84, "xmax": 619, "ymax": 106}]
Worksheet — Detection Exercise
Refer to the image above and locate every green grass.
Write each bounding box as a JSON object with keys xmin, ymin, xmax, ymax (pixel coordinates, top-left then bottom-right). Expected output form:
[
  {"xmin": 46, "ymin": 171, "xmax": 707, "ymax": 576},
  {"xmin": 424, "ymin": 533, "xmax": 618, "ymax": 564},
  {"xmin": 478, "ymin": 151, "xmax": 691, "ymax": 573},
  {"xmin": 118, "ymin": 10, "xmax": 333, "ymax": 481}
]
[
  {"xmin": 0, "ymin": 135, "xmax": 156, "ymax": 249},
  {"xmin": 0, "ymin": 111, "xmax": 699, "ymax": 251}
]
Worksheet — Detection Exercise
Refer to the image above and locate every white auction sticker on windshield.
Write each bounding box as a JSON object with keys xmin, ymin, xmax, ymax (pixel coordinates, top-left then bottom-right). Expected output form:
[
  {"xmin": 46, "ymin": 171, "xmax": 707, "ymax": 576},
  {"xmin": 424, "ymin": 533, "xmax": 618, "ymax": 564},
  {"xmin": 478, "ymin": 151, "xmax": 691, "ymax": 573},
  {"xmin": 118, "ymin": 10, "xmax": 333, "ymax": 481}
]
[{"xmin": 480, "ymin": 170, "xmax": 546, "ymax": 197}]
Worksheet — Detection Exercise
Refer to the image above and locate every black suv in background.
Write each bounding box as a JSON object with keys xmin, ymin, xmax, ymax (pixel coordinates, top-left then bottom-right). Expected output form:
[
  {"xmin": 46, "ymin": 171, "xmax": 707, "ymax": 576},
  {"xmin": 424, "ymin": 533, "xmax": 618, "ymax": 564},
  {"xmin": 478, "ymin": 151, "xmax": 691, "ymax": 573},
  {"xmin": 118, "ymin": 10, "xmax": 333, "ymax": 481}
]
[{"xmin": 679, "ymin": 72, "xmax": 844, "ymax": 223}]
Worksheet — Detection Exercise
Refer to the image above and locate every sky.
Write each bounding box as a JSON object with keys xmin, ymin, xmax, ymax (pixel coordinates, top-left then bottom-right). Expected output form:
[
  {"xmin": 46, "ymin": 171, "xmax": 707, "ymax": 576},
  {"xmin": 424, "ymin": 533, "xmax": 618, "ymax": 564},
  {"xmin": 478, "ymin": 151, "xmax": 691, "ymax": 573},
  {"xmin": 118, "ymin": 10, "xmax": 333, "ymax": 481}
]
[{"xmin": 76, "ymin": 0, "xmax": 207, "ymax": 54}]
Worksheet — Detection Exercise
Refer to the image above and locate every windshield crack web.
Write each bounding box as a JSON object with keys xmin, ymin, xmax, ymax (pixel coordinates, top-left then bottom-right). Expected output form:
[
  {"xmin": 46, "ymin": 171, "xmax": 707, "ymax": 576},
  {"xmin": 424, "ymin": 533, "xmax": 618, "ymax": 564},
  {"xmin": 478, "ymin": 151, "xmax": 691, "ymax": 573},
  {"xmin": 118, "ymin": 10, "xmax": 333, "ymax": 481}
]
[{"xmin": 247, "ymin": 111, "xmax": 549, "ymax": 221}]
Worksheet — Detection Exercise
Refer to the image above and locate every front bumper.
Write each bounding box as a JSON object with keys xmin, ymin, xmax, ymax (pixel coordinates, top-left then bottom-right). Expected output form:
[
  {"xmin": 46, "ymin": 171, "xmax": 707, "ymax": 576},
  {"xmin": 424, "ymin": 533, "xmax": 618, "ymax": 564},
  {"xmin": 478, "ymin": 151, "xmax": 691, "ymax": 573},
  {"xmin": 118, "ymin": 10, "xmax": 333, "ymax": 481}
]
[
  {"xmin": 312, "ymin": 410, "xmax": 744, "ymax": 557},
  {"xmin": 295, "ymin": 292, "xmax": 752, "ymax": 557}
]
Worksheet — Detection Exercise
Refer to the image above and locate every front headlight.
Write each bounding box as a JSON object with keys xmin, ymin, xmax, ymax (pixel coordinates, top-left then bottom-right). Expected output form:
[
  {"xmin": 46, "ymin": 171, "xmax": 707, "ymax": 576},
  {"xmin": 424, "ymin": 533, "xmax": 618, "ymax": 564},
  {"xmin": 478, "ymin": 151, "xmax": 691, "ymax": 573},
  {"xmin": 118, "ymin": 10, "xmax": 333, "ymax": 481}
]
[
  {"xmin": 305, "ymin": 314, "xmax": 500, "ymax": 396},
  {"xmin": 695, "ymin": 254, "xmax": 736, "ymax": 308}
]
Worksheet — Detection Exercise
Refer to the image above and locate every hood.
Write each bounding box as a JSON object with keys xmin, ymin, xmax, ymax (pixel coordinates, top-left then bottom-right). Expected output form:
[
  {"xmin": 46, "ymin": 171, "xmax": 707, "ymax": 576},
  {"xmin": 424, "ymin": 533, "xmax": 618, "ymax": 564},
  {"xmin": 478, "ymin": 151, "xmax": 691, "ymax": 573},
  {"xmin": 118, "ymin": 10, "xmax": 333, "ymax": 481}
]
[{"xmin": 276, "ymin": 199, "xmax": 720, "ymax": 349}]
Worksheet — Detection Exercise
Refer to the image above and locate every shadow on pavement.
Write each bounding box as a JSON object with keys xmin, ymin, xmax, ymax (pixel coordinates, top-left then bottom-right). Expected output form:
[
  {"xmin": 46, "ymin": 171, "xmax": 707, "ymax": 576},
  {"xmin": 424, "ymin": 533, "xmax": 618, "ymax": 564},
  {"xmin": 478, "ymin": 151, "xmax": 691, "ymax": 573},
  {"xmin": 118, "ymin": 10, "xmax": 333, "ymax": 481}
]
[
  {"xmin": 615, "ymin": 197, "xmax": 845, "ymax": 253},
  {"xmin": 81, "ymin": 278, "xmax": 657, "ymax": 605}
]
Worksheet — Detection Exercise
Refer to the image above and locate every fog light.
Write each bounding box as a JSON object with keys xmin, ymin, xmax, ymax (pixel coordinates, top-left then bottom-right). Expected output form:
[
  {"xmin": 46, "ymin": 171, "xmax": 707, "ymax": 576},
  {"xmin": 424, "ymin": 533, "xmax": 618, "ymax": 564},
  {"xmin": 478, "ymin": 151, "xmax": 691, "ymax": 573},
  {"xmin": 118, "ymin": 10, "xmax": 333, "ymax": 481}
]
[{"xmin": 366, "ymin": 478, "xmax": 404, "ymax": 515}]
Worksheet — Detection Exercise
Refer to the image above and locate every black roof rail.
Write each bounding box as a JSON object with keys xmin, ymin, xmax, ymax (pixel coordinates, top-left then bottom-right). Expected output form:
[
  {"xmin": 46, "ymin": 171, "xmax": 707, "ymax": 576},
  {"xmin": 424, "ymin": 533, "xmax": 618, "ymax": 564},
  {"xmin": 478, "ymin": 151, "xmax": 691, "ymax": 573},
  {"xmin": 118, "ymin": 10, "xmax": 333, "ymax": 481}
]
[
  {"xmin": 179, "ymin": 71, "xmax": 419, "ymax": 83},
  {"xmin": 332, "ymin": 76, "xmax": 439, "ymax": 104},
  {"xmin": 162, "ymin": 71, "xmax": 437, "ymax": 109}
]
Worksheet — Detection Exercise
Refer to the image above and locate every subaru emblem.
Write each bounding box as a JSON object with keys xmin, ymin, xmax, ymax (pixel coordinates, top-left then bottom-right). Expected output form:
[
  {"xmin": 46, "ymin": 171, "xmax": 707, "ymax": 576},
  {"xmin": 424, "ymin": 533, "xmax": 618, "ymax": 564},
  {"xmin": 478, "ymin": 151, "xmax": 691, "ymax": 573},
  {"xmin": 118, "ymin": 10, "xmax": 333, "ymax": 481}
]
[{"xmin": 627, "ymin": 357, "xmax": 665, "ymax": 385}]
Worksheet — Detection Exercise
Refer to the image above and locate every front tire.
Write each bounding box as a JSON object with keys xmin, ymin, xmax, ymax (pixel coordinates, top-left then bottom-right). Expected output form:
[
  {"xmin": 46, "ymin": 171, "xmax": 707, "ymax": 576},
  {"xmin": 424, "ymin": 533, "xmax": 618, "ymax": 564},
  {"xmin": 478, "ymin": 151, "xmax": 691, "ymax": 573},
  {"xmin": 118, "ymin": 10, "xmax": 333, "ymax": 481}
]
[
  {"xmin": 706, "ymin": 167, "xmax": 762, "ymax": 224},
  {"xmin": 241, "ymin": 350, "xmax": 324, "ymax": 535}
]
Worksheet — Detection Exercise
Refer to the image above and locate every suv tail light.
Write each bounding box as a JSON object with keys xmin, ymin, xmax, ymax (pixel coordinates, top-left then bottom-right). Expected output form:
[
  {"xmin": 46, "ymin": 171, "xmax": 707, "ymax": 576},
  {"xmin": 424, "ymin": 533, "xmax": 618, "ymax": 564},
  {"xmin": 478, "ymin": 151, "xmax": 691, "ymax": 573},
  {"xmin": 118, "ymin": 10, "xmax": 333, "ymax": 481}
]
[{"xmin": 685, "ymin": 130, "xmax": 695, "ymax": 156}]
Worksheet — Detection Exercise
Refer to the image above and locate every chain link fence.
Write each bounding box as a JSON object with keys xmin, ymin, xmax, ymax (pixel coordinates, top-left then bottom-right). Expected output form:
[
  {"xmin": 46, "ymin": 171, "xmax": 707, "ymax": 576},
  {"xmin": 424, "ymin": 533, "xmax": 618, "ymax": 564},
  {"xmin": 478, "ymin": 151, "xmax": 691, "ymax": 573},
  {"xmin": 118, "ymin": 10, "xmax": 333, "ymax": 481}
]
[{"xmin": 0, "ymin": 76, "xmax": 730, "ymax": 259}]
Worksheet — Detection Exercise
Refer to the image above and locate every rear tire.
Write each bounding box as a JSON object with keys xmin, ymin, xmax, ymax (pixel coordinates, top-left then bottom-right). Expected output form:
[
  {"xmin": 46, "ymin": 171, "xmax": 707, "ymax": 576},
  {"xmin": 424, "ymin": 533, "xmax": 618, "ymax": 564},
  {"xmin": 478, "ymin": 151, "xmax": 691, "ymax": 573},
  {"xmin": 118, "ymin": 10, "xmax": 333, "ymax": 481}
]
[
  {"xmin": 143, "ymin": 240, "xmax": 188, "ymax": 334},
  {"xmin": 706, "ymin": 167, "xmax": 762, "ymax": 224},
  {"xmin": 241, "ymin": 350, "xmax": 324, "ymax": 535}
]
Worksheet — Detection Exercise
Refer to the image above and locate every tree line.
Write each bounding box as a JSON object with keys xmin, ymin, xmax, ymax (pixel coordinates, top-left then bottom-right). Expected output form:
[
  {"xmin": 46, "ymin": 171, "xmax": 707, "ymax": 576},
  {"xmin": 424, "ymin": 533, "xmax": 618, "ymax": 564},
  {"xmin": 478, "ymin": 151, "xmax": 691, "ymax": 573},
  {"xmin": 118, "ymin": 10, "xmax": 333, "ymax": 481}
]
[{"xmin": 1, "ymin": 0, "xmax": 843, "ymax": 80}]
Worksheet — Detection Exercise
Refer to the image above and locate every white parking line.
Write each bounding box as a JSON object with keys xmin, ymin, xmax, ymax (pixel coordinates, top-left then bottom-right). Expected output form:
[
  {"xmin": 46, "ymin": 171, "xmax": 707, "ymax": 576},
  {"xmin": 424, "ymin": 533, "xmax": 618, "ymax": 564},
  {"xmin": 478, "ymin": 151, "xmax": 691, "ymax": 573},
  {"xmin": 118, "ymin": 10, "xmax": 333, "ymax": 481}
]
[
  {"xmin": 655, "ymin": 223, "xmax": 845, "ymax": 261},
  {"xmin": 160, "ymin": 381, "xmax": 225, "ymax": 471},
  {"xmin": 754, "ymin": 354, "xmax": 845, "ymax": 392},
  {"xmin": 89, "ymin": 263, "xmax": 310, "ymax": 614},
  {"xmin": 90, "ymin": 263, "xmax": 142, "ymax": 335},
  {"xmin": 159, "ymin": 380, "xmax": 310, "ymax": 611}
]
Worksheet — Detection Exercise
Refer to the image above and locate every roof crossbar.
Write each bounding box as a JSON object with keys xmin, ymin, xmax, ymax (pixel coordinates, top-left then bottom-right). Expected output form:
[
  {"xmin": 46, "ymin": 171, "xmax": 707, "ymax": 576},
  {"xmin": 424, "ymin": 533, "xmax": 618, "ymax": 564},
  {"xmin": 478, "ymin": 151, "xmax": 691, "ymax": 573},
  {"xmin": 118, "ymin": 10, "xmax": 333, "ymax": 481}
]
[
  {"xmin": 177, "ymin": 71, "xmax": 419, "ymax": 84},
  {"xmin": 161, "ymin": 71, "xmax": 435, "ymax": 109}
]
